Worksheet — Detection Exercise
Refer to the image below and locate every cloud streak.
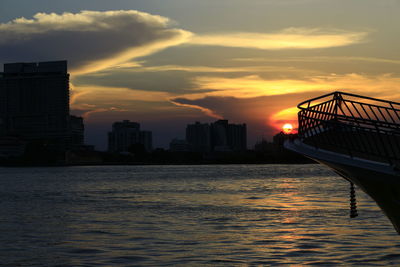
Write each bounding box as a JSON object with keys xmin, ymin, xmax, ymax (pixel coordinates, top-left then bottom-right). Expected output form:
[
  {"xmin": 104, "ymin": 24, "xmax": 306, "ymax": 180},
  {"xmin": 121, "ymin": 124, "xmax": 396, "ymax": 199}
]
[
  {"xmin": 169, "ymin": 99, "xmax": 223, "ymax": 119},
  {"xmin": 179, "ymin": 73, "xmax": 400, "ymax": 99},
  {"xmin": 233, "ymin": 56, "xmax": 400, "ymax": 65},
  {"xmin": 0, "ymin": 10, "xmax": 191, "ymax": 74},
  {"xmin": 189, "ymin": 28, "xmax": 368, "ymax": 50}
]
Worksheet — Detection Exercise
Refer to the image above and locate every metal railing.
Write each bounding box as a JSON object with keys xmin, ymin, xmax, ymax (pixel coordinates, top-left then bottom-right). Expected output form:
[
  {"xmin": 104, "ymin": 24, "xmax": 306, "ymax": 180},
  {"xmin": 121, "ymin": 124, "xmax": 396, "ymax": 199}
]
[{"xmin": 297, "ymin": 91, "xmax": 400, "ymax": 166}]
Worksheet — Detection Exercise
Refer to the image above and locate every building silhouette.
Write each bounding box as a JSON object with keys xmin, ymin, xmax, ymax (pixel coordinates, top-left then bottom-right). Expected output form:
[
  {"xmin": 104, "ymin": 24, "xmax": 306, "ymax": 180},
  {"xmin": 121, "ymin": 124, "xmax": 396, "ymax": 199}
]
[
  {"xmin": 108, "ymin": 120, "xmax": 152, "ymax": 153},
  {"xmin": 186, "ymin": 120, "xmax": 247, "ymax": 152},
  {"xmin": 186, "ymin": 122, "xmax": 211, "ymax": 152},
  {"xmin": 0, "ymin": 61, "xmax": 74, "ymax": 152}
]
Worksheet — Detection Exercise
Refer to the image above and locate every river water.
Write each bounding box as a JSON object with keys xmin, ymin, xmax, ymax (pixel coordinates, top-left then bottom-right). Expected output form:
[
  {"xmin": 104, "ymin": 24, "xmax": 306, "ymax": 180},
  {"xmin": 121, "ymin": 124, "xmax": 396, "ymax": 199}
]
[{"xmin": 1, "ymin": 164, "xmax": 399, "ymax": 266}]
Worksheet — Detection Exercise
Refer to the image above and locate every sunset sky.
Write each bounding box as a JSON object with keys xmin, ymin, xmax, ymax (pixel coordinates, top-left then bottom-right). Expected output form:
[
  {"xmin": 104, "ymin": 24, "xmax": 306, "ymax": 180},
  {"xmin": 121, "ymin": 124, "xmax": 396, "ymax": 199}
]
[{"xmin": 1, "ymin": 0, "xmax": 399, "ymax": 149}]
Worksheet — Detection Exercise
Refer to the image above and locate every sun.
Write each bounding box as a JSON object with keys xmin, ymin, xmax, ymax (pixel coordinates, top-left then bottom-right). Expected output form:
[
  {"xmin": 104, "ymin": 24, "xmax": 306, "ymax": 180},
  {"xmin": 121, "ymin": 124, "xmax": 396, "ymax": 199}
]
[{"xmin": 282, "ymin": 123, "xmax": 293, "ymax": 134}]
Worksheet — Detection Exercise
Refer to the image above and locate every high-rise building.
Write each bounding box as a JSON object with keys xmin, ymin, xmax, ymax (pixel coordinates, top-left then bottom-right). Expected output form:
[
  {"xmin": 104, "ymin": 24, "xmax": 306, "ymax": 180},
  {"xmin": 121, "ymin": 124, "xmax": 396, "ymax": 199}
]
[
  {"xmin": 186, "ymin": 122, "xmax": 211, "ymax": 152},
  {"xmin": 0, "ymin": 61, "xmax": 71, "ymax": 151},
  {"xmin": 108, "ymin": 120, "xmax": 152, "ymax": 153}
]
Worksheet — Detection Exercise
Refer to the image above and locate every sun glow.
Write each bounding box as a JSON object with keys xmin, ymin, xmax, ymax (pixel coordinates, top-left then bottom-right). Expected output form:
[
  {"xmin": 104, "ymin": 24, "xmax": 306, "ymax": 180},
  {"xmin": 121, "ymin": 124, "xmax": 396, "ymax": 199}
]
[{"xmin": 282, "ymin": 123, "xmax": 293, "ymax": 134}]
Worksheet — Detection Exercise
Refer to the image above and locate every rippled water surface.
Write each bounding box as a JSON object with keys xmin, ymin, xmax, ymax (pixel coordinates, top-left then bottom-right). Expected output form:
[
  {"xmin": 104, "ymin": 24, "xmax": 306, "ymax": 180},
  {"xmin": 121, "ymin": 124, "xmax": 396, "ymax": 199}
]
[{"xmin": 1, "ymin": 164, "xmax": 400, "ymax": 266}]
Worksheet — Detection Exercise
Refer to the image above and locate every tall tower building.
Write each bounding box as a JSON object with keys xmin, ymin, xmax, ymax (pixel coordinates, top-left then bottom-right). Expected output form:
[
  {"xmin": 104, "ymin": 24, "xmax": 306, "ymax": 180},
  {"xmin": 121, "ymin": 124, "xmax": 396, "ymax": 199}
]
[{"xmin": 0, "ymin": 61, "xmax": 71, "ymax": 151}]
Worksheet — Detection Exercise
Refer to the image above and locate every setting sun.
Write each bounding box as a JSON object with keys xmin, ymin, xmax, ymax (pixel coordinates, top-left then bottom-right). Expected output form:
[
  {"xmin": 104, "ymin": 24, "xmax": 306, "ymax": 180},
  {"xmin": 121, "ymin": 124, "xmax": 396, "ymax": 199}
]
[{"xmin": 282, "ymin": 123, "xmax": 293, "ymax": 134}]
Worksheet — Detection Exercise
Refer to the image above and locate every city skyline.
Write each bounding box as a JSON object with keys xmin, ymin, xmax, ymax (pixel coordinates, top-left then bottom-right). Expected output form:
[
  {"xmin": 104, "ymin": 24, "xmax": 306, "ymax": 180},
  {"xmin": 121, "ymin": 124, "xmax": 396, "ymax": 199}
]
[
  {"xmin": 0, "ymin": 56, "xmax": 250, "ymax": 156},
  {"xmin": 0, "ymin": 1, "xmax": 399, "ymax": 149}
]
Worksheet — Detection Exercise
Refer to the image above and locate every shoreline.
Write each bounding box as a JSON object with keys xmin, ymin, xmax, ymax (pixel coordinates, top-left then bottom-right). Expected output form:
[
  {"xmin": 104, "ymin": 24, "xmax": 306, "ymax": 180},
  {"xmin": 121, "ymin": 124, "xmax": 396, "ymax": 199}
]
[{"xmin": 0, "ymin": 161, "xmax": 317, "ymax": 167}]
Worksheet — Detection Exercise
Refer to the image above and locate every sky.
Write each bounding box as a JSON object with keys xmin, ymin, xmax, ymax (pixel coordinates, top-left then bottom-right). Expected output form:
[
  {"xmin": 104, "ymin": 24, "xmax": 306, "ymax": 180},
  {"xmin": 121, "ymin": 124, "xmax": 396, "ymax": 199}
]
[{"xmin": 1, "ymin": 0, "xmax": 399, "ymax": 149}]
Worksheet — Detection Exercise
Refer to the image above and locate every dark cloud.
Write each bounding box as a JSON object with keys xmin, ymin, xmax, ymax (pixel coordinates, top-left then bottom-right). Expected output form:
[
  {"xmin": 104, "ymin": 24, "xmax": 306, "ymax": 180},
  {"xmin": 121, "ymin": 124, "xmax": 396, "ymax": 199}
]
[
  {"xmin": 75, "ymin": 70, "xmax": 197, "ymax": 94},
  {"xmin": 0, "ymin": 10, "xmax": 191, "ymax": 73}
]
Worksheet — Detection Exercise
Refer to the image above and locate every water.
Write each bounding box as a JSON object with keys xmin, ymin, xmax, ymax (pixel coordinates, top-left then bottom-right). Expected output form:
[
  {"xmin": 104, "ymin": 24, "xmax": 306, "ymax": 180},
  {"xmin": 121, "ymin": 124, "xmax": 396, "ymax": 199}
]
[{"xmin": 1, "ymin": 164, "xmax": 400, "ymax": 266}]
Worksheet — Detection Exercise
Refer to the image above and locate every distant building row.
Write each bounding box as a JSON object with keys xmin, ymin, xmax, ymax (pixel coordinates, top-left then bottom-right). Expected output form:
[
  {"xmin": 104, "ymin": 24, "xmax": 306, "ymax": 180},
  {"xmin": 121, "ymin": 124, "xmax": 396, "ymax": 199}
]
[
  {"xmin": 171, "ymin": 120, "xmax": 247, "ymax": 152},
  {"xmin": 108, "ymin": 120, "xmax": 152, "ymax": 153},
  {"xmin": 108, "ymin": 119, "xmax": 247, "ymax": 154}
]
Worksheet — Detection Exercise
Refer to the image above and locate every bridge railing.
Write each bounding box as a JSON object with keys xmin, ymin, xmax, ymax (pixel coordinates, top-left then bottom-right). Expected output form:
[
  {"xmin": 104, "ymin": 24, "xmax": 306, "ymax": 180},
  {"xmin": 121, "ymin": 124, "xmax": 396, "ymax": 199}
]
[{"xmin": 297, "ymin": 91, "xmax": 400, "ymax": 166}]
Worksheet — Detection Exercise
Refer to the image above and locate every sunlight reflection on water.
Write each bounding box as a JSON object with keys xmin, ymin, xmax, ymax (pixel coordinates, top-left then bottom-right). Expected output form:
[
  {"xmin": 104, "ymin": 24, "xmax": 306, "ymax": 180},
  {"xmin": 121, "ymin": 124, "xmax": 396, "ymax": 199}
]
[{"xmin": 0, "ymin": 164, "xmax": 399, "ymax": 266}]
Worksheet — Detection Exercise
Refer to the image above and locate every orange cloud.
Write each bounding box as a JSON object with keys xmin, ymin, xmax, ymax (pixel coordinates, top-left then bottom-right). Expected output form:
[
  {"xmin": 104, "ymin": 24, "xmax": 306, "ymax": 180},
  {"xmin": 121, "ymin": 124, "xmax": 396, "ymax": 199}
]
[
  {"xmin": 270, "ymin": 107, "xmax": 299, "ymax": 132},
  {"xmin": 233, "ymin": 56, "xmax": 400, "ymax": 65},
  {"xmin": 171, "ymin": 73, "xmax": 400, "ymax": 137},
  {"xmin": 70, "ymin": 84, "xmax": 173, "ymax": 120},
  {"xmin": 179, "ymin": 73, "xmax": 400, "ymax": 100}
]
